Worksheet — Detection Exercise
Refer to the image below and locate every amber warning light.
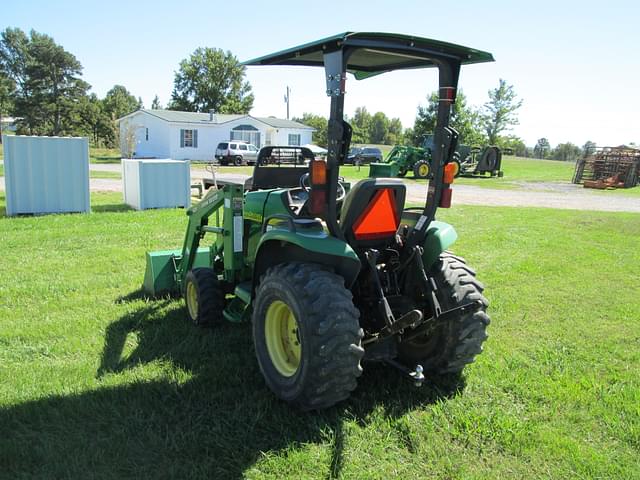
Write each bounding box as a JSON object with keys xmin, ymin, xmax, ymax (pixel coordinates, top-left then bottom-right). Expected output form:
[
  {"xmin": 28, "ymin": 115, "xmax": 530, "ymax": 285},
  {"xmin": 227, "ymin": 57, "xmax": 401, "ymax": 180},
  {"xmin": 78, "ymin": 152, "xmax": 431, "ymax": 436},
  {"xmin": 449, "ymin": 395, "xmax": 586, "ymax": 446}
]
[
  {"xmin": 439, "ymin": 162, "xmax": 458, "ymax": 208},
  {"xmin": 309, "ymin": 159, "xmax": 327, "ymax": 215}
]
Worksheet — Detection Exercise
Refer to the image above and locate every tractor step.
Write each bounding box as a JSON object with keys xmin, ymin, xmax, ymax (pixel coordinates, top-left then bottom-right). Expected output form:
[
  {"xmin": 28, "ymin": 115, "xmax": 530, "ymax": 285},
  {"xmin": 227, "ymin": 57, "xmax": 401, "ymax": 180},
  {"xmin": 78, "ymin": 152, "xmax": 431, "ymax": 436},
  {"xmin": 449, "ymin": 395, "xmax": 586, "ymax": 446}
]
[
  {"xmin": 221, "ymin": 281, "xmax": 252, "ymax": 323},
  {"xmin": 234, "ymin": 281, "xmax": 252, "ymax": 304}
]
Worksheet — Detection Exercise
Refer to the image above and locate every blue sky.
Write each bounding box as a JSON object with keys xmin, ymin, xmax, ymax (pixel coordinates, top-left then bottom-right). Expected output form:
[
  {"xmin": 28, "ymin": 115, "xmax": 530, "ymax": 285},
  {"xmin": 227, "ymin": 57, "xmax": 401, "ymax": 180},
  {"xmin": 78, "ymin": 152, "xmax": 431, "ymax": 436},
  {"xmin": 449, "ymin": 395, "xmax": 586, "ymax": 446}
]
[{"xmin": 4, "ymin": 0, "xmax": 639, "ymax": 146}]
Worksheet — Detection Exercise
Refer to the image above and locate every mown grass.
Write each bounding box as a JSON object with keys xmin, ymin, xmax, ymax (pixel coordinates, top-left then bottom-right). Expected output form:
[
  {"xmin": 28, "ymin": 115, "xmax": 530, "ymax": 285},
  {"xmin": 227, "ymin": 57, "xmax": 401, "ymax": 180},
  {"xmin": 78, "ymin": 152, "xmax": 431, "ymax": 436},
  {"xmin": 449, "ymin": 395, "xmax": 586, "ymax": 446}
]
[
  {"xmin": 0, "ymin": 192, "xmax": 638, "ymax": 478},
  {"xmin": 90, "ymin": 147, "xmax": 121, "ymax": 164},
  {"xmin": 89, "ymin": 170, "xmax": 121, "ymax": 179}
]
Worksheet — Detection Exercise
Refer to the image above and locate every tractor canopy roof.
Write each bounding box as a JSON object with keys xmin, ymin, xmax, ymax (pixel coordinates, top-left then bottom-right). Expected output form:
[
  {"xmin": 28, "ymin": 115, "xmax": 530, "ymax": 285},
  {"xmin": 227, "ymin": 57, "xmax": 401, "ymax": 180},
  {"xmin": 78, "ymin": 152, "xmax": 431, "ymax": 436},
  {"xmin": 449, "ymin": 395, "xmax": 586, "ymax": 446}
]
[{"xmin": 242, "ymin": 32, "xmax": 494, "ymax": 79}]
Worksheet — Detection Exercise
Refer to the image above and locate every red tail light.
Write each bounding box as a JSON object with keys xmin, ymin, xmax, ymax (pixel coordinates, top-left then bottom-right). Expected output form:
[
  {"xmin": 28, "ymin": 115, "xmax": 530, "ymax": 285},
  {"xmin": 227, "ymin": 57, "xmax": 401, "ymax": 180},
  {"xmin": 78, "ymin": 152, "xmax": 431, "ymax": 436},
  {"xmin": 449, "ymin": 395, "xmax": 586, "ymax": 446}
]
[
  {"xmin": 309, "ymin": 189, "xmax": 326, "ymax": 215},
  {"xmin": 439, "ymin": 187, "xmax": 452, "ymax": 208}
]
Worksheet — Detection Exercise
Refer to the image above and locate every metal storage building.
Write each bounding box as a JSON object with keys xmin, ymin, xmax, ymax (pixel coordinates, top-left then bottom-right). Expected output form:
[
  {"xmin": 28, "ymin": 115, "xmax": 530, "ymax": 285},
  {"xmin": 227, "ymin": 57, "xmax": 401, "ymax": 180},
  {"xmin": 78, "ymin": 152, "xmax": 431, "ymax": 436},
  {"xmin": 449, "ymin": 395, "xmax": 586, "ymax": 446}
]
[
  {"xmin": 2, "ymin": 135, "xmax": 90, "ymax": 216},
  {"xmin": 122, "ymin": 159, "xmax": 191, "ymax": 210}
]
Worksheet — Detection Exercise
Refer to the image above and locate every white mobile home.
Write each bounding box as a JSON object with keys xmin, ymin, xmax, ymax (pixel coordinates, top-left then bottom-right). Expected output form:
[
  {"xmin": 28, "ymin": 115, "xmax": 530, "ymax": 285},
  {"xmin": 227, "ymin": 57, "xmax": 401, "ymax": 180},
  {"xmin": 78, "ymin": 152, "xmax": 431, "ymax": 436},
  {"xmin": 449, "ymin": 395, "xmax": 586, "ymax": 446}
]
[{"xmin": 118, "ymin": 109, "xmax": 314, "ymax": 161}]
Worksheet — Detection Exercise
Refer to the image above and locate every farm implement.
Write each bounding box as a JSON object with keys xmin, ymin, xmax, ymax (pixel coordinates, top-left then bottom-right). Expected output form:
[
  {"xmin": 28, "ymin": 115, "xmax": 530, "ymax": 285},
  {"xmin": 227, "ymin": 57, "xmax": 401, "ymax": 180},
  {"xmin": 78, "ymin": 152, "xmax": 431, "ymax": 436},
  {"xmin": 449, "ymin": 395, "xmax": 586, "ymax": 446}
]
[
  {"xmin": 573, "ymin": 146, "xmax": 639, "ymax": 189},
  {"xmin": 144, "ymin": 32, "xmax": 493, "ymax": 410},
  {"xmin": 370, "ymin": 134, "xmax": 503, "ymax": 179}
]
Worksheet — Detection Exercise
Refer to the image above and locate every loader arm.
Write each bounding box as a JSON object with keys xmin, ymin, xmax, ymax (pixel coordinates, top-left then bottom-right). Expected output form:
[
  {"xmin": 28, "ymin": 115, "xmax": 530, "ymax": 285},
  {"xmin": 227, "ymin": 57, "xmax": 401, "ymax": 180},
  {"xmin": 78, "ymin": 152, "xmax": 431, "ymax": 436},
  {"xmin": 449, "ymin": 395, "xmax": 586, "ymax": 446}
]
[{"xmin": 175, "ymin": 187, "xmax": 226, "ymax": 288}]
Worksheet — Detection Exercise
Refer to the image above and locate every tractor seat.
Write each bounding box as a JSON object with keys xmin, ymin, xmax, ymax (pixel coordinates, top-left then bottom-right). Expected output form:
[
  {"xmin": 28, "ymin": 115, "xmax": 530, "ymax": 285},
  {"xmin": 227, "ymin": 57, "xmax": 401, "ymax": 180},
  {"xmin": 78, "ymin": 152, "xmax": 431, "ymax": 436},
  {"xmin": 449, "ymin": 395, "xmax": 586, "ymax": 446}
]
[{"xmin": 340, "ymin": 178, "xmax": 406, "ymax": 248}]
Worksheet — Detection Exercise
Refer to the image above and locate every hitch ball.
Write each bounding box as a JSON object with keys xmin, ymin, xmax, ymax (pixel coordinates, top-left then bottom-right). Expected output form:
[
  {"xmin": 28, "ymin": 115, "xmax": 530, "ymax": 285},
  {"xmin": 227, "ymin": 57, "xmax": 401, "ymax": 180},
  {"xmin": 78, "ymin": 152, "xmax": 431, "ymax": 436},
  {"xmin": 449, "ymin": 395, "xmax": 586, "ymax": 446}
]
[{"xmin": 410, "ymin": 364, "xmax": 425, "ymax": 387}]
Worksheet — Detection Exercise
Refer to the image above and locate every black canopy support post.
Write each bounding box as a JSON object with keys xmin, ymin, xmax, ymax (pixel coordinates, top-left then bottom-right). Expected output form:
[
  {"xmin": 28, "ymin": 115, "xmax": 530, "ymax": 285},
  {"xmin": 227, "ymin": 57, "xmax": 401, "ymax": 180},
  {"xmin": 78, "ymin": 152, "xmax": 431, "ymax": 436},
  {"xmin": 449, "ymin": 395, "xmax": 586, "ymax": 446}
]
[
  {"xmin": 406, "ymin": 59, "xmax": 461, "ymax": 249},
  {"xmin": 323, "ymin": 49, "xmax": 348, "ymax": 239}
]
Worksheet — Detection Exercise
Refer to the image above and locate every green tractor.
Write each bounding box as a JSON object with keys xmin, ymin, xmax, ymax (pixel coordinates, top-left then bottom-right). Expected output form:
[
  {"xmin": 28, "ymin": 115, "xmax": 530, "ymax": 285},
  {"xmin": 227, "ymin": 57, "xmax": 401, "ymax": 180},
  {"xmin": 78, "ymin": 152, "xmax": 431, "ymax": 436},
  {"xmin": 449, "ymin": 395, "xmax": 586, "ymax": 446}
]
[
  {"xmin": 369, "ymin": 145, "xmax": 432, "ymax": 179},
  {"xmin": 144, "ymin": 32, "xmax": 493, "ymax": 410}
]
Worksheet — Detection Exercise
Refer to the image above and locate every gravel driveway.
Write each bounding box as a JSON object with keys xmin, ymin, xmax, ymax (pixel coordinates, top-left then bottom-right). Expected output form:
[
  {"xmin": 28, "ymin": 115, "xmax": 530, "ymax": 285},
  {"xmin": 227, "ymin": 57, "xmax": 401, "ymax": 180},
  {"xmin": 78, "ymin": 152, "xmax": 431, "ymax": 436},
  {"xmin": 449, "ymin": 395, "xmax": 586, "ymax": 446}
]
[{"xmin": 0, "ymin": 163, "xmax": 638, "ymax": 213}]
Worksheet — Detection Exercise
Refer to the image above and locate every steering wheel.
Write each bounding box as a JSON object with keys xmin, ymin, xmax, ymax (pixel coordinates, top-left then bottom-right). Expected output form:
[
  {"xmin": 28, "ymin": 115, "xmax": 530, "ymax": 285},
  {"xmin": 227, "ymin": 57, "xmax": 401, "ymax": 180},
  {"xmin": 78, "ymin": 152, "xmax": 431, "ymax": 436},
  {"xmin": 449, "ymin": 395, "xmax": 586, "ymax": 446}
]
[{"xmin": 300, "ymin": 173, "xmax": 346, "ymax": 202}]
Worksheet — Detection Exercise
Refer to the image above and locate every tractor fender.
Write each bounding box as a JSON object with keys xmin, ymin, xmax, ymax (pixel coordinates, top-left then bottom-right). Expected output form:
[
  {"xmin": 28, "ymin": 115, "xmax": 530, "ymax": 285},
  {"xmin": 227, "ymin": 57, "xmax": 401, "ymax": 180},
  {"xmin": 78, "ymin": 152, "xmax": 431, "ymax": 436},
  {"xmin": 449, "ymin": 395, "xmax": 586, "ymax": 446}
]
[
  {"xmin": 421, "ymin": 221, "xmax": 458, "ymax": 269},
  {"xmin": 253, "ymin": 229, "xmax": 361, "ymax": 294}
]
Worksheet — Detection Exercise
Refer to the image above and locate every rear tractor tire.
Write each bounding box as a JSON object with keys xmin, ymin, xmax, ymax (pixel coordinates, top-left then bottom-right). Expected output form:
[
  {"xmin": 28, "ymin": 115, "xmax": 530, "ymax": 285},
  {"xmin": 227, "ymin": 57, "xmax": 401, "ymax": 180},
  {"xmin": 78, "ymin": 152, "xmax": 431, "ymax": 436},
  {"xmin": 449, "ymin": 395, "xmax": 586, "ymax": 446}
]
[
  {"xmin": 398, "ymin": 252, "xmax": 490, "ymax": 375},
  {"xmin": 184, "ymin": 268, "xmax": 225, "ymax": 326},
  {"xmin": 252, "ymin": 262, "xmax": 364, "ymax": 410},
  {"xmin": 413, "ymin": 160, "xmax": 431, "ymax": 179}
]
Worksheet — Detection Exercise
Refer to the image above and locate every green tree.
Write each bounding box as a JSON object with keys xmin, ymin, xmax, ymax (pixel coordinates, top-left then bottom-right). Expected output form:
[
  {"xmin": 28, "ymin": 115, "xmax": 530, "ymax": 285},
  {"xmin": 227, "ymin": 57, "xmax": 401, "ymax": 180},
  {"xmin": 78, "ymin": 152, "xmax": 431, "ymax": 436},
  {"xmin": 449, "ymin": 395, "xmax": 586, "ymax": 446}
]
[
  {"xmin": 151, "ymin": 95, "xmax": 162, "ymax": 110},
  {"xmin": 0, "ymin": 28, "xmax": 29, "ymax": 94},
  {"xmin": 350, "ymin": 106, "xmax": 372, "ymax": 144},
  {"xmin": 411, "ymin": 90, "xmax": 482, "ymax": 146},
  {"xmin": 551, "ymin": 142, "xmax": 582, "ymax": 162},
  {"xmin": 496, "ymin": 134, "xmax": 527, "ymax": 157},
  {"xmin": 1, "ymin": 28, "xmax": 89, "ymax": 135},
  {"xmin": 103, "ymin": 85, "xmax": 139, "ymax": 121},
  {"xmin": 293, "ymin": 112, "xmax": 327, "ymax": 147},
  {"xmin": 77, "ymin": 93, "xmax": 116, "ymax": 147},
  {"xmin": 369, "ymin": 111, "xmax": 389, "ymax": 144},
  {"xmin": 0, "ymin": 72, "xmax": 15, "ymax": 142},
  {"xmin": 582, "ymin": 140, "xmax": 596, "ymax": 156},
  {"xmin": 481, "ymin": 79, "xmax": 523, "ymax": 144},
  {"xmin": 169, "ymin": 47, "xmax": 253, "ymax": 113},
  {"xmin": 402, "ymin": 127, "xmax": 414, "ymax": 145},
  {"xmin": 385, "ymin": 117, "xmax": 403, "ymax": 145},
  {"xmin": 534, "ymin": 138, "xmax": 550, "ymax": 159}
]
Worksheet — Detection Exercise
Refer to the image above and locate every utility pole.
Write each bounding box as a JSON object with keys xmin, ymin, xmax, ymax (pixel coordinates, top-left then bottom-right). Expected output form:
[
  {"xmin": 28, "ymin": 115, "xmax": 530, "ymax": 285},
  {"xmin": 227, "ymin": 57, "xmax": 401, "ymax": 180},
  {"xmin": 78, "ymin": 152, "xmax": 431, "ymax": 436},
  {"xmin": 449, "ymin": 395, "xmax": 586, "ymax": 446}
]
[{"xmin": 284, "ymin": 86, "xmax": 291, "ymax": 120}]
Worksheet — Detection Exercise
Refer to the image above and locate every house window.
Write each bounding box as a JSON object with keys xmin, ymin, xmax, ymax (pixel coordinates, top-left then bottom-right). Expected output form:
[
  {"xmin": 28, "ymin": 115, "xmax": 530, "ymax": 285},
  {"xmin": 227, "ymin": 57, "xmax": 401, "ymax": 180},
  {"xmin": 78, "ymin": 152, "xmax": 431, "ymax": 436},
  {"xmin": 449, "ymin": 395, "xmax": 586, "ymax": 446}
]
[
  {"xmin": 230, "ymin": 124, "xmax": 261, "ymax": 147},
  {"xmin": 145, "ymin": 128, "xmax": 149, "ymax": 141},
  {"xmin": 180, "ymin": 129, "xmax": 198, "ymax": 148},
  {"xmin": 288, "ymin": 134, "xmax": 301, "ymax": 146}
]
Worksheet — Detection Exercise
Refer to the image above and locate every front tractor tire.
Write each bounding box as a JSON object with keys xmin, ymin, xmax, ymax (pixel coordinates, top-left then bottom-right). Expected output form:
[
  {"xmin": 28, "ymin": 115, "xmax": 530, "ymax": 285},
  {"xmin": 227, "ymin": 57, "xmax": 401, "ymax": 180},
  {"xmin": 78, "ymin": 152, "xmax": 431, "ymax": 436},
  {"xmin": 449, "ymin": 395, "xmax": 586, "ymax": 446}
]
[
  {"xmin": 398, "ymin": 252, "xmax": 490, "ymax": 375},
  {"xmin": 252, "ymin": 263, "xmax": 364, "ymax": 410},
  {"xmin": 184, "ymin": 268, "xmax": 224, "ymax": 326}
]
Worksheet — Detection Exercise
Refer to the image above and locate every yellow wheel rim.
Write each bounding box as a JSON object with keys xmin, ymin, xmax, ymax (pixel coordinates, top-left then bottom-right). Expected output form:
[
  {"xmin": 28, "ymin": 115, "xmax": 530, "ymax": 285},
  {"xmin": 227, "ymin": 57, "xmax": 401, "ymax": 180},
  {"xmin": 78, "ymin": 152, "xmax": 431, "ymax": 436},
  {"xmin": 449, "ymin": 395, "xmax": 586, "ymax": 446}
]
[
  {"xmin": 418, "ymin": 163, "xmax": 429, "ymax": 177},
  {"xmin": 186, "ymin": 281, "xmax": 198, "ymax": 320},
  {"xmin": 265, "ymin": 300, "xmax": 301, "ymax": 377}
]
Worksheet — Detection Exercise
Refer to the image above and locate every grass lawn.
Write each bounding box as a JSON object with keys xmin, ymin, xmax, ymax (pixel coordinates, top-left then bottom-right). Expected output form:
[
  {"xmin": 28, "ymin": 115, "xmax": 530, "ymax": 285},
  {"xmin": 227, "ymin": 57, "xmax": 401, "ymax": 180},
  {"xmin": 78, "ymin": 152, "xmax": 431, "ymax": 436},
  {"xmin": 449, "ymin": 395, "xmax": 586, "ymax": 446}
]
[
  {"xmin": 90, "ymin": 147, "xmax": 121, "ymax": 164},
  {"xmin": 89, "ymin": 170, "xmax": 121, "ymax": 179},
  {"xmin": 0, "ymin": 193, "xmax": 638, "ymax": 478}
]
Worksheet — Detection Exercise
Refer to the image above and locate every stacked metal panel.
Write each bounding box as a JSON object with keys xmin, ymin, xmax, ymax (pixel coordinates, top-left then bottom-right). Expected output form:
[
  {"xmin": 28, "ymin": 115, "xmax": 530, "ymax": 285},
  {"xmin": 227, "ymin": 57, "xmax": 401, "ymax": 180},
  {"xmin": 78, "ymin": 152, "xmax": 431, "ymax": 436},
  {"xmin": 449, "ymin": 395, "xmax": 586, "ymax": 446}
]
[
  {"xmin": 572, "ymin": 147, "xmax": 640, "ymax": 188},
  {"xmin": 122, "ymin": 159, "xmax": 191, "ymax": 210},
  {"xmin": 3, "ymin": 135, "xmax": 90, "ymax": 216}
]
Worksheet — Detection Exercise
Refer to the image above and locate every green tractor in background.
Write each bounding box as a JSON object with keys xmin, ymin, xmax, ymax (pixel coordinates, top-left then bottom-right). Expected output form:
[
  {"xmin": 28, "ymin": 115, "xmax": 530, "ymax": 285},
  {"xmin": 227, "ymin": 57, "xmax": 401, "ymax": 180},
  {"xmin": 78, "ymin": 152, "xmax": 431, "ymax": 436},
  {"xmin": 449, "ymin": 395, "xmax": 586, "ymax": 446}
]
[
  {"xmin": 370, "ymin": 134, "xmax": 504, "ymax": 179},
  {"xmin": 369, "ymin": 145, "xmax": 433, "ymax": 179},
  {"xmin": 144, "ymin": 32, "xmax": 493, "ymax": 410}
]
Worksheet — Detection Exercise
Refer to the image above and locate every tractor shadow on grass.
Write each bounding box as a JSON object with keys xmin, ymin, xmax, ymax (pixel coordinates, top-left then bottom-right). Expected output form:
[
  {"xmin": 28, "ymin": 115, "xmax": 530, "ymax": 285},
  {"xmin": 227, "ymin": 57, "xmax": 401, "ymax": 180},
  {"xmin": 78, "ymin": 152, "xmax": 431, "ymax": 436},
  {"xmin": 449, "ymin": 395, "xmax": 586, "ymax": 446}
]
[{"xmin": 1, "ymin": 293, "xmax": 466, "ymax": 479}]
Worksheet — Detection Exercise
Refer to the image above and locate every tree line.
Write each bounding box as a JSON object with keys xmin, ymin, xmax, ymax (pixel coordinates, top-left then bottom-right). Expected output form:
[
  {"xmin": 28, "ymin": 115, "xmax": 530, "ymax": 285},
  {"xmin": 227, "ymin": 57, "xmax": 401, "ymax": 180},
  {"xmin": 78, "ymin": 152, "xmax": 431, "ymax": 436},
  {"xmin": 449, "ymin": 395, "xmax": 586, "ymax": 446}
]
[
  {"xmin": 0, "ymin": 28, "xmax": 147, "ymax": 147},
  {"xmin": 295, "ymin": 79, "xmax": 525, "ymax": 152},
  {"xmin": 0, "ymin": 27, "xmax": 617, "ymax": 160},
  {"xmin": 0, "ymin": 28, "xmax": 254, "ymax": 147}
]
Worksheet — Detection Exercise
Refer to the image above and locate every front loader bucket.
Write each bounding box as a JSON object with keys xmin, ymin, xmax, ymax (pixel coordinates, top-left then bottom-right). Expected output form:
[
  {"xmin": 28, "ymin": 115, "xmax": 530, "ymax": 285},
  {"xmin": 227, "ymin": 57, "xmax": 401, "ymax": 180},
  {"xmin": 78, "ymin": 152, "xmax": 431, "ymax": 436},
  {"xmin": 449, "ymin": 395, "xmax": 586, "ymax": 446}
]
[
  {"xmin": 369, "ymin": 162, "xmax": 399, "ymax": 178},
  {"xmin": 143, "ymin": 247, "xmax": 210, "ymax": 296}
]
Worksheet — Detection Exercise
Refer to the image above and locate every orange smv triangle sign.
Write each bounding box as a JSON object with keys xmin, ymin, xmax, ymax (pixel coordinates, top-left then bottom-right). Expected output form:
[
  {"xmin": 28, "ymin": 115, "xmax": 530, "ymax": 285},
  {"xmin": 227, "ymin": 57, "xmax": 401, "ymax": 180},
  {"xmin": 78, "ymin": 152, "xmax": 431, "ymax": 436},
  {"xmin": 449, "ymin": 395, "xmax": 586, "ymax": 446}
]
[{"xmin": 353, "ymin": 188, "xmax": 399, "ymax": 241}]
